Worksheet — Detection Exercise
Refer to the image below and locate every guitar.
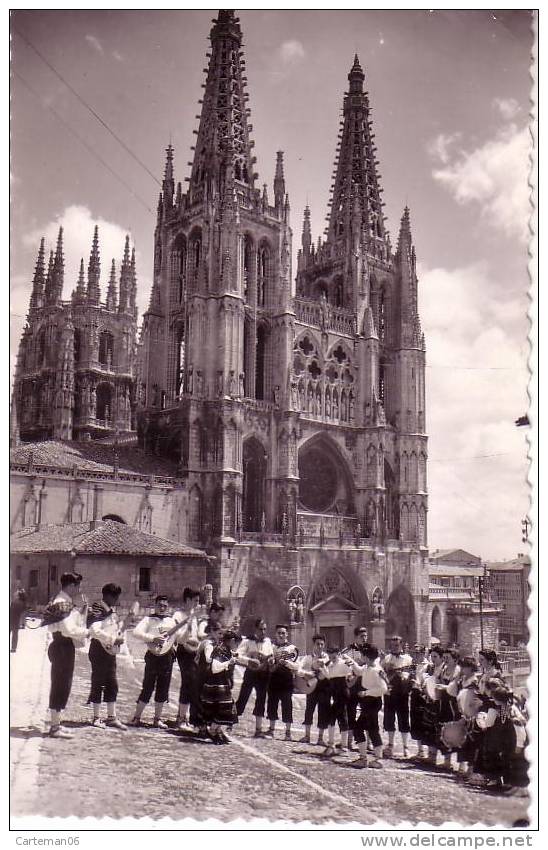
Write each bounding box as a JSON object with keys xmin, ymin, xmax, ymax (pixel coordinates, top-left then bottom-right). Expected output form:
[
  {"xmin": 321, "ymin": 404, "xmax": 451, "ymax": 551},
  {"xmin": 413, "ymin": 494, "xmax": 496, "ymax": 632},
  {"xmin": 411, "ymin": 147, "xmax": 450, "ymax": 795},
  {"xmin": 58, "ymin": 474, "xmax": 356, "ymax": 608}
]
[
  {"xmin": 147, "ymin": 617, "xmax": 194, "ymax": 656},
  {"xmin": 269, "ymin": 644, "xmax": 299, "ymax": 672},
  {"xmin": 94, "ymin": 602, "xmax": 140, "ymax": 656},
  {"xmin": 293, "ymin": 654, "xmax": 328, "ymax": 695}
]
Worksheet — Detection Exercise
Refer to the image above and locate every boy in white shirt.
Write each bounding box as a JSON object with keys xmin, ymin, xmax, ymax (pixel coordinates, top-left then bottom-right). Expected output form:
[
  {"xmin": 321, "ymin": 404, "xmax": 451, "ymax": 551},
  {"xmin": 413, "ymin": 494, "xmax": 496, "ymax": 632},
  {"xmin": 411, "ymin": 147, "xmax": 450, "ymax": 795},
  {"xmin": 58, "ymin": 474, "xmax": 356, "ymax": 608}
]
[
  {"xmin": 348, "ymin": 644, "xmax": 388, "ymax": 768},
  {"xmin": 320, "ymin": 646, "xmax": 353, "ymax": 757}
]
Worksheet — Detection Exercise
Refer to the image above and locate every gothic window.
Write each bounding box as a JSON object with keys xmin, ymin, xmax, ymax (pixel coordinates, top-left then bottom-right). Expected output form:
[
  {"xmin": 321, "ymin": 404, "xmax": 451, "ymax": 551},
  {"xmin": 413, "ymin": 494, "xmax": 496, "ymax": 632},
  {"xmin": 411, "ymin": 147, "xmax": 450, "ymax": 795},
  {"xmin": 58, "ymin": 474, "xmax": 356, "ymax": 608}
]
[
  {"xmin": 298, "ymin": 336, "xmax": 315, "ymax": 356},
  {"xmin": 243, "ymin": 236, "xmax": 253, "ymax": 300},
  {"xmin": 307, "ymin": 361, "xmax": 321, "ymax": 380},
  {"xmin": 298, "ymin": 442, "xmax": 339, "ymax": 513},
  {"xmin": 255, "ymin": 324, "xmax": 267, "ymax": 400},
  {"xmin": 188, "ymin": 485, "xmax": 203, "ymax": 542},
  {"xmin": 98, "ymin": 332, "xmax": 114, "ymax": 369},
  {"xmin": 37, "ymin": 328, "xmax": 46, "ymax": 367},
  {"xmin": 316, "ymin": 280, "xmax": 328, "ymax": 301},
  {"xmin": 257, "ymin": 243, "xmax": 270, "ymax": 308},
  {"xmin": 176, "ymin": 324, "xmax": 185, "ymax": 397},
  {"xmin": 332, "ymin": 345, "xmax": 347, "ymax": 364},
  {"xmin": 334, "ymin": 276, "xmax": 343, "ymax": 308},
  {"xmin": 243, "ymin": 320, "xmax": 252, "ymax": 397},
  {"xmin": 73, "ymin": 328, "xmax": 82, "ymax": 365},
  {"xmin": 96, "ymin": 384, "xmax": 113, "ymax": 423},
  {"xmin": 379, "ymin": 359, "xmax": 386, "ymax": 403},
  {"xmin": 379, "ymin": 289, "xmax": 386, "ymax": 341},
  {"xmin": 310, "ymin": 568, "xmax": 355, "ymax": 608},
  {"xmin": 242, "ymin": 438, "xmax": 267, "ymax": 532}
]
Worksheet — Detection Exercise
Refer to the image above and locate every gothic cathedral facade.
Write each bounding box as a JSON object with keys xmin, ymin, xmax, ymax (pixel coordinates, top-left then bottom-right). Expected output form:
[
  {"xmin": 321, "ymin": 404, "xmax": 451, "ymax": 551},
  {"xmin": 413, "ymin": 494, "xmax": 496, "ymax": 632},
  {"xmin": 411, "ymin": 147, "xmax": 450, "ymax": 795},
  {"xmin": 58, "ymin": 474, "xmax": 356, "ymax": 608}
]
[
  {"xmin": 12, "ymin": 227, "xmax": 138, "ymax": 443},
  {"xmin": 138, "ymin": 11, "xmax": 430, "ymax": 648}
]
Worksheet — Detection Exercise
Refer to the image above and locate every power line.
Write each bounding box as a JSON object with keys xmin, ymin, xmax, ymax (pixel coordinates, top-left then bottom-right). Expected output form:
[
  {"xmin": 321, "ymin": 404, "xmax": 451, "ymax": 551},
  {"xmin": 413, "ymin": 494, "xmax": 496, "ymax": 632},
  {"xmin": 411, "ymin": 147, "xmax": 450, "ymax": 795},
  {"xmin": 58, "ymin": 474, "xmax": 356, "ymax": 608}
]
[
  {"xmin": 14, "ymin": 71, "xmax": 154, "ymax": 215},
  {"xmin": 12, "ymin": 27, "xmax": 161, "ymax": 188},
  {"xmin": 429, "ymin": 451, "xmax": 523, "ymax": 463}
]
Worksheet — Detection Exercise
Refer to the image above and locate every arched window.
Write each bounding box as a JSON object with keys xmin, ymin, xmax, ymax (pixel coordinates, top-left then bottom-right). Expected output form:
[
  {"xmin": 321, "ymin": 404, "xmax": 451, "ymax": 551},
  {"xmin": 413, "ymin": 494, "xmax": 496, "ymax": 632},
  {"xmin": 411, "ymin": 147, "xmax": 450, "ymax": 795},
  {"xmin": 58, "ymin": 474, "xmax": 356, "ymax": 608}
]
[
  {"xmin": 257, "ymin": 244, "xmax": 269, "ymax": 307},
  {"xmin": 37, "ymin": 328, "xmax": 46, "ymax": 367},
  {"xmin": 316, "ymin": 280, "xmax": 328, "ymax": 301},
  {"xmin": 379, "ymin": 289, "xmax": 386, "ymax": 341},
  {"xmin": 96, "ymin": 384, "xmax": 113, "ymax": 423},
  {"xmin": 242, "ymin": 438, "xmax": 267, "ymax": 532},
  {"xmin": 334, "ymin": 276, "xmax": 344, "ymax": 308},
  {"xmin": 378, "ymin": 359, "xmax": 386, "ymax": 403},
  {"xmin": 188, "ymin": 486, "xmax": 203, "ymax": 542},
  {"xmin": 98, "ymin": 332, "xmax": 114, "ymax": 369},
  {"xmin": 170, "ymin": 235, "xmax": 187, "ymax": 304},
  {"xmin": 255, "ymin": 324, "xmax": 267, "ymax": 400},
  {"xmin": 189, "ymin": 232, "xmax": 201, "ymax": 288},
  {"xmin": 243, "ymin": 236, "xmax": 253, "ymax": 300},
  {"xmin": 73, "ymin": 328, "xmax": 82, "ymax": 365},
  {"xmin": 176, "ymin": 324, "xmax": 185, "ymax": 397}
]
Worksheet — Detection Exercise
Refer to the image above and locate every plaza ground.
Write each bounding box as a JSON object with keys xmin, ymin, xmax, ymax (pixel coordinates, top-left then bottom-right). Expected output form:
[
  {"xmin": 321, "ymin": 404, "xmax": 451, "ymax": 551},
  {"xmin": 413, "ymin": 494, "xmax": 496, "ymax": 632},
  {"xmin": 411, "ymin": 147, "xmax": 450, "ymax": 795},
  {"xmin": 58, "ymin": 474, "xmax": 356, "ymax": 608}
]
[{"xmin": 10, "ymin": 627, "xmax": 531, "ymax": 827}]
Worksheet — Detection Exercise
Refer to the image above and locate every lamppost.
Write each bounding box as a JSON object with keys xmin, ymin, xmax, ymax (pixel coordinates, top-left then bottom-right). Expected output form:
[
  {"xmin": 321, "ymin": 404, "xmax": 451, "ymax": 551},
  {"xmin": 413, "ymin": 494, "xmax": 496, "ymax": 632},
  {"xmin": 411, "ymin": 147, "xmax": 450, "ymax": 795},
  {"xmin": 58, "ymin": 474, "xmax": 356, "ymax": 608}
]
[{"xmin": 478, "ymin": 575, "xmax": 485, "ymax": 651}]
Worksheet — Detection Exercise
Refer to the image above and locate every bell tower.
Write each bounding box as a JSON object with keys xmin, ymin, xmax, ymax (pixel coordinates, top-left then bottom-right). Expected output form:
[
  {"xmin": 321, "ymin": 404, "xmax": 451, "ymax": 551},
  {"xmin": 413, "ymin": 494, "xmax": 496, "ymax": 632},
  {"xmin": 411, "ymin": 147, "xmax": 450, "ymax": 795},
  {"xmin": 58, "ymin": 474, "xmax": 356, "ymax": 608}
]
[{"xmin": 139, "ymin": 9, "xmax": 295, "ymax": 545}]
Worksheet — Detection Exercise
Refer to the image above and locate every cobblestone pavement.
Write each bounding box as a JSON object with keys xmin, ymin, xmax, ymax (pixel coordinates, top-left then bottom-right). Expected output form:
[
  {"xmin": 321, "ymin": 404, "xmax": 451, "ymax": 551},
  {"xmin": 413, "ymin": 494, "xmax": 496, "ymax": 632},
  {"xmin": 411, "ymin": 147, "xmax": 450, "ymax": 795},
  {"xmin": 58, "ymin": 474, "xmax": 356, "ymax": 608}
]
[{"xmin": 10, "ymin": 629, "xmax": 530, "ymax": 826}]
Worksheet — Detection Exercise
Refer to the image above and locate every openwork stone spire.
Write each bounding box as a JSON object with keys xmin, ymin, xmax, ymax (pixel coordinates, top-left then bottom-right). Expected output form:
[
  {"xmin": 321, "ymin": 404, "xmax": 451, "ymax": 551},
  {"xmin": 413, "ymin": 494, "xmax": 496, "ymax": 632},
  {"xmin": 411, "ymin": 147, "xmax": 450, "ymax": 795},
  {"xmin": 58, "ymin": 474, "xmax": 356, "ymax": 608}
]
[
  {"xmin": 30, "ymin": 237, "xmax": 45, "ymax": 310},
  {"xmin": 326, "ymin": 55, "xmax": 386, "ymax": 245},
  {"xmin": 87, "ymin": 225, "xmax": 101, "ymax": 304},
  {"xmin": 188, "ymin": 10, "xmax": 258, "ymax": 201}
]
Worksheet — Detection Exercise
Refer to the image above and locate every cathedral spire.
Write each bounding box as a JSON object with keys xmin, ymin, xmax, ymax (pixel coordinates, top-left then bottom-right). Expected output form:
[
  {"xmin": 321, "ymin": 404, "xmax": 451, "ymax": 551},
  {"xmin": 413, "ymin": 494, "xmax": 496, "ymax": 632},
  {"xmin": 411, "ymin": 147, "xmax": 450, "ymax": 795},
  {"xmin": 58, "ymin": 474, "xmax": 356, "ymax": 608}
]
[
  {"xmin": 30, "ymin": 237, "xmax": 45, "ymax": 310},
  {"xmin": 106, "ymin": 259, "xmax": 118, "ymax": 311},
  {"xmin": 130, "ymin": 246, "xmax": 137, "ymax": 313},
  {"xmin": 301, "ymin": 205, "xmax": 312, "ymax": 255},
  {"xmin": 163, "ymin": 144, "xmax": 175, "ymax": 208},
  {"xmin": 87, "ymin": 225, "xmax": 101, "ymax": 304},
  {"xmin": 326, "ymin": 56, "xmax": 386, "ymax": 246},
  {"xmin": 188, "ymin": 9, "xmax": 257, "ymax": 203},
  {"xmin": 274, "ymin": 151, "xmax": 285, "ymax": 212},
  {"xmin": 72, "ymin": 258, "xmax": 87, "ymax": 303},
  {"xmin": 396, "ymin": 205, "xmax": 412, "ymax": 255},
  {"xmin": 118, "ymin": 235, "xmax": 131, "ymax": 313},
  {"xmin": 50, "ymin": 227, "xmax": 64, "ymax": 303}
]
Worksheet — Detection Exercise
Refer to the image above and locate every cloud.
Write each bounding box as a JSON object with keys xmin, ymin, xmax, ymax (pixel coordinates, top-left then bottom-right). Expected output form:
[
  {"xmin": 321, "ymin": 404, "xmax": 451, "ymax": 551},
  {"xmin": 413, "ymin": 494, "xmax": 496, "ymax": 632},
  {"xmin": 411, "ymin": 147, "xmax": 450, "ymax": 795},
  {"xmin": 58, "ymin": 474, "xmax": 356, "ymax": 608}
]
[
  {"xmin": 112, "ymin": 50, "xmax": 124, "ymax": 63},
  {"xmin": 427, "ymin": 132, "xmax": 461, "ymax": 166},
  {"xmin": 277, "ymin": 40, "xmax": 305, "ymax": 65},
  {"xmin": 419, "ymin": 262, "xmax": 529, "ymax": 559},
  {"xmin": 430, "ymin": 123, "xmax": 531, "ymax": 242},
  {"xmin": 493, "ymin": 97, "xmax": 521, "ymax": 121},
  {"xmin": 85, "ymin": 34, "xmax": 104, "ymax": 55}
]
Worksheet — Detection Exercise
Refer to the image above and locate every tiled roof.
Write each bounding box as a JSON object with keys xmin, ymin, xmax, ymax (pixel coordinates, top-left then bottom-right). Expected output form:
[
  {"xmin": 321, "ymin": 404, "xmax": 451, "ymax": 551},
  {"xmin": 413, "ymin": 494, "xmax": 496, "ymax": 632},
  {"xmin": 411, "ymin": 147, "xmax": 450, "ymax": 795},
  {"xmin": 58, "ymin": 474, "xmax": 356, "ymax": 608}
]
[
  {"xmin": 10, "ymin": 440, "xmax": 178, "ymax": 478},
  {"xmin": 487, "ymin": 556, "xmax": 531, "ymax": 571},
  {"xmin": 10, "ymin": 520, "xmax": 208, "ymax": 559}
]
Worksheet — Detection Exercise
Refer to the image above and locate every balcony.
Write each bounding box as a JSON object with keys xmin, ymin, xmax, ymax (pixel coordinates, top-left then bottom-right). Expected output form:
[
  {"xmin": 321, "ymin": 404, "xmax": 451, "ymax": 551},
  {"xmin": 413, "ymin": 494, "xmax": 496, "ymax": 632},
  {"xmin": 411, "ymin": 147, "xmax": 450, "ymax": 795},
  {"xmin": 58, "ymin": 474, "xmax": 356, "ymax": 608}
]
[{"xmin": 294, "ymin": 299, "xmax": 356, "ymax": 336}]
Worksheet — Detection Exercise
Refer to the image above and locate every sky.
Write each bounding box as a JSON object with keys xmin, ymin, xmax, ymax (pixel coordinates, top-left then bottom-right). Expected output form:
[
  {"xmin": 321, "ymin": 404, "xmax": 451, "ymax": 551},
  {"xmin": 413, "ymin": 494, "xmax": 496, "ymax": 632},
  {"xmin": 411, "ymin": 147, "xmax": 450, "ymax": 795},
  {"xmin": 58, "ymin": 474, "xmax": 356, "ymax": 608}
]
[{"xmin": 10, "ymin": 9, "xmax": 534, "ymax": 561}]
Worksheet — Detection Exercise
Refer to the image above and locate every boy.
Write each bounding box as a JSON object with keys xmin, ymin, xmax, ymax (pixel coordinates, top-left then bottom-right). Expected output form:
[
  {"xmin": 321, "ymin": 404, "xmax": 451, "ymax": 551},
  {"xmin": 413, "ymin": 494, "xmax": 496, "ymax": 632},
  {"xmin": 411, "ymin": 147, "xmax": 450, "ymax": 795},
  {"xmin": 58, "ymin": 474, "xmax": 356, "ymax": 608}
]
[
  {"xmin": 46, "ymin": 572, "xmax": 89, "ymax": 739},
  {"xmin": 265, "ymin": 624, "xmax": 298, "ymax": 740},
  {"xmin": 173, "ymin": 587, "xmax": 206, "ymax": 731},
  {"xmin": 86, "ymin": 583, "xmax": 127, "ymax": 730},
  {"xmin": 297, "ymin": 633, "xmax": 330, "ymax": 746},
  {"xmin": 348, "ymin": 644, "xmax": 388, "ymax": 768},
  {"xmin": 320, "ymin": 646, "xmax": 354, "ymax": 757},
  {"xmin": 236, "ymin": 618, "xmax": 273, "ymax": 737},
  {"xmin": 381, "ymin": 635, "xmax": 413, "ymax": 757},
  {"xmin": 130, "ymin": 595, "xmax": 177, "ymax": 728}
]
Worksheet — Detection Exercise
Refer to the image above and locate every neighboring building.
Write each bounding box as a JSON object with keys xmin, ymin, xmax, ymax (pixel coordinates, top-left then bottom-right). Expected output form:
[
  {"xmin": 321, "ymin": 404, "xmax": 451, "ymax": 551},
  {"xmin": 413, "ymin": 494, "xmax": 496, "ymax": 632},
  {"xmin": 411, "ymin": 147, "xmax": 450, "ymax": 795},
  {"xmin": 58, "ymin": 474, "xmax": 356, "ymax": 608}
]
[
  {"xmin": 11, "ymin": 227, "xmax": 138, "ymax": 444},
  {"xmin": 487, "ymin": 554, "xmax": 531, "ymax": 646},
  {"xmin": 10, "ymin": 440, "xmax": 186, "ymax": 542},
  {"xmin": 10, "ymin": 519, "xmax": 209, "ymax": 610},
  {"xmin": 136, "ymin": 10, "xmax": 430, "ymax": 649},
  {"xmin": 428, "ymin": 548, "xmax": 501, "ymax": 653}
]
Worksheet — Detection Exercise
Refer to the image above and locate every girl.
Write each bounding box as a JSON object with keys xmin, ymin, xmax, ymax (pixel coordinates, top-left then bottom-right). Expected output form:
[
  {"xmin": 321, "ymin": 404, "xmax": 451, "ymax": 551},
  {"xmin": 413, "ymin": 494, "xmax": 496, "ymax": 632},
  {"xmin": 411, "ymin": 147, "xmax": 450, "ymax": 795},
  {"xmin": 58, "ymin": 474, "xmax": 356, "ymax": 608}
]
[
  {"xmin": 472, "ymin": 678, "xmax": 518, "ymax": 789},
  {"xmin": 201, "ymin": 629, "xmax": 241, "ymax": 744}
]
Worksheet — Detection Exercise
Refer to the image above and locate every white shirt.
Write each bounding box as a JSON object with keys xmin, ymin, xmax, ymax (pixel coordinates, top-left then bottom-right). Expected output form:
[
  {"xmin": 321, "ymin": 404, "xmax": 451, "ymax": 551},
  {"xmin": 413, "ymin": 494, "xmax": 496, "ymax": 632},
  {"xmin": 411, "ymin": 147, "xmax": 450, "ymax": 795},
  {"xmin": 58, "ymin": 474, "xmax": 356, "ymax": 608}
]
[
  {"xmin": 48, "ymin": 591, "xmax": 88, "ymax": 642},
  {"xmin": 237, "ymin": 636, "xmax": 274, "ymax": 661},
  {"xmin": 298, "ymin": 652, "xmax": 329, "ymax": 674},
  {"xmin": 358, "ymin": 663, "xmax": 388, "ymax": 698},
  {"xmin": 382, "ymin": 652, "xmax": 413, "ymax": 671},
  {"xmin": 133, "ymin": 614, "xmax": 177, "ymax": 644},
  {"xmin": 172, "ymin": 608, "xmax": 207, "ymax": 648}
]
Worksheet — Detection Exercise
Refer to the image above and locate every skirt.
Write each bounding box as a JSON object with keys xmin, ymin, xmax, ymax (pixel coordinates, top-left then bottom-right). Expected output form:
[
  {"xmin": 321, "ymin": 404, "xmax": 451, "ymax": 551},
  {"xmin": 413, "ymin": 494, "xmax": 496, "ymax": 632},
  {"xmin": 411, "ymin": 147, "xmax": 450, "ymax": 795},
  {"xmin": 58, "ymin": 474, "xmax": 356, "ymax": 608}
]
[{"xmin": 201, "ymin": 680, "xmax": 238, "ymax": 727}]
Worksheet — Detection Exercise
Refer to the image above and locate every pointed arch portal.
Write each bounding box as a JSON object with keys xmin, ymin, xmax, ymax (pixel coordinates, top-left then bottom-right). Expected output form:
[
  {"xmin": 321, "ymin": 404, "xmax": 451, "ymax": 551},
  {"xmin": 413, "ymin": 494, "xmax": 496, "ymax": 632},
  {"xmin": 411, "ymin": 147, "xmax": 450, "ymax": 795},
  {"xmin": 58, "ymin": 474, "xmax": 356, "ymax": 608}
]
[{"xmin": 242, "ymin": 438, "xmax": 267, "ymax": 531}]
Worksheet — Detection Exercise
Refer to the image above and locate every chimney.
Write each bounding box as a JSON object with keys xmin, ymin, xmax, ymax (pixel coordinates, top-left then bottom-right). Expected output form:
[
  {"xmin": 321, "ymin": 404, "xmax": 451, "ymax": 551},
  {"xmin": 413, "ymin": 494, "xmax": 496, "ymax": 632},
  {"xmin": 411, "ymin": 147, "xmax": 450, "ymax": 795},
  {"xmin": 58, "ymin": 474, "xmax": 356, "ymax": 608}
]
[{"xmin": 91, "ymin": 484, "xmax": 104, "ymax": 529}]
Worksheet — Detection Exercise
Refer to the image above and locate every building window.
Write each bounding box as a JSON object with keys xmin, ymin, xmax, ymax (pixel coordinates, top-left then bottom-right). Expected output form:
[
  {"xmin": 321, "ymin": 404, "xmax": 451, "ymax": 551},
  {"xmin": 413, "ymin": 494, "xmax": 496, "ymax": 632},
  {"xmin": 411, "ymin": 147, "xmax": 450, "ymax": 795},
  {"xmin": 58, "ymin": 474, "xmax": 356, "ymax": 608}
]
[
  {"xmin": 16, "ymin": 565, "xmax": 22, "ymax": 581},
  {"xmin": 49, "ymin": 564, "xmax": 57, "ymax": 583},
  {"xmin": 139, "ymin": 567, "xmax": 151, "ymax": 592},
  {"xmin": 29, "ymin": 569, "xmax": 39, "ymax": 589}
]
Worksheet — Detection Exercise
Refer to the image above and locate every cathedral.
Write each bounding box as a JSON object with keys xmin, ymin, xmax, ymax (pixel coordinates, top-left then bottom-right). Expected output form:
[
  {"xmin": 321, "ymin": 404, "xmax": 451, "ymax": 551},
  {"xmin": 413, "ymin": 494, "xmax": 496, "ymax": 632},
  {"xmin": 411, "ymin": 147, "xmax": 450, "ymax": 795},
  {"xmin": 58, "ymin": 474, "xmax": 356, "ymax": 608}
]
[
  {"xmin": 12, "ymin": 10, "xmax": 431, "ymax": 649},
  {"xmin": 12, "ymin": 226, "xmax": 138, "ymax": 443},
  {"xmin": 137, "ymin": 10, "xmax": 430, "ymax": 647}
]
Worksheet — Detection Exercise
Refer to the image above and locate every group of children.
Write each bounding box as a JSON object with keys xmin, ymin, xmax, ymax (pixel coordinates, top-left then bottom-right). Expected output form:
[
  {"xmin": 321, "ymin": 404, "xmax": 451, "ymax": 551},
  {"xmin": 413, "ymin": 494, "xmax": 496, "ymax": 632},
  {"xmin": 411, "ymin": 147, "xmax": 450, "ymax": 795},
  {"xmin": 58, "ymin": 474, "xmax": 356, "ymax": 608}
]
[{"xmin": 38, "ymin": 574, "xmax": 529, "ymax": 790}]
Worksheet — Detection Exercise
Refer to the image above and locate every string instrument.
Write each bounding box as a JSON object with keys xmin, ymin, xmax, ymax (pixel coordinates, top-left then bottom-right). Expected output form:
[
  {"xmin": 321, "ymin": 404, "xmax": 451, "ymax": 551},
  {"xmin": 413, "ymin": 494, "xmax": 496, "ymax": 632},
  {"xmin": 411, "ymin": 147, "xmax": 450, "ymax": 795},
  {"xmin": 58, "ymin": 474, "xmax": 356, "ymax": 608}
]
[
  {"xmin": 95, "ymin": 602, "xmax": 140, "ymax": 656},
  {"xmin": 269, "ymin": 644, "xmax": 299, "ymax": 672},
  {"xmin": 383, "ymin": 656, "xmax": 414, "ymax": 697},
  {"xmin": 293, "ymin": 654, "xmax": 328, "ymax": 695},
  {"xmin": 175, "ymin": 603, "xmax": 208, "ymax": 652},
  {"xmin": 147, "ymin": 616, "xmax": 192, "ymax": 656},
  {"xmin": 72, "ymin": 594, "xmax": 89, "ymax": 648},
  {"xmin": 230, "ymin": 652, "xmax": 261, "ymax": 671}
]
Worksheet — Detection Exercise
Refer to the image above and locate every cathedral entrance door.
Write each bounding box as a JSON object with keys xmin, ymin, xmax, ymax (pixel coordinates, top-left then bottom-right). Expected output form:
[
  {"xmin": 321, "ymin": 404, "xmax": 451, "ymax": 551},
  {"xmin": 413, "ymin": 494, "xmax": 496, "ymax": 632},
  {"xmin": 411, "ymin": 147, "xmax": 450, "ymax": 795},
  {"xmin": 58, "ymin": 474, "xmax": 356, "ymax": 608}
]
[{"xmin": 319, "ymin": 626, "xmax": 344, "ymax": 648}]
